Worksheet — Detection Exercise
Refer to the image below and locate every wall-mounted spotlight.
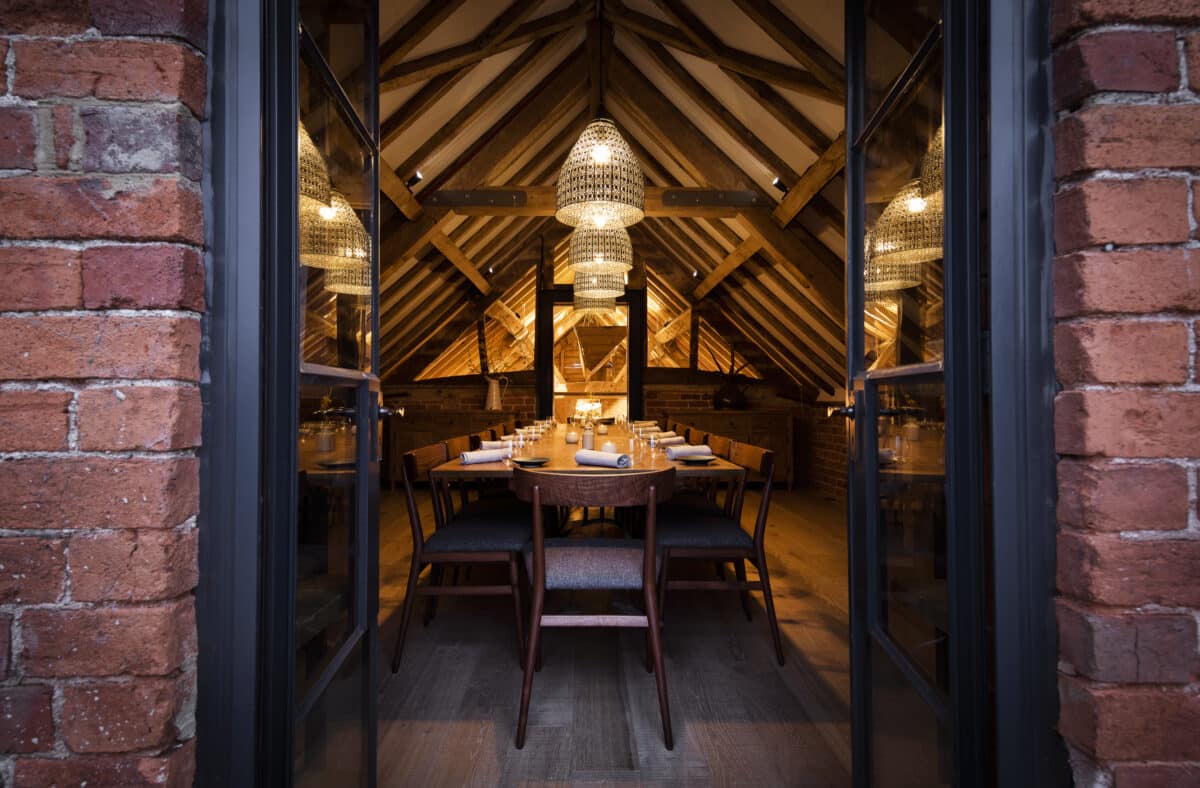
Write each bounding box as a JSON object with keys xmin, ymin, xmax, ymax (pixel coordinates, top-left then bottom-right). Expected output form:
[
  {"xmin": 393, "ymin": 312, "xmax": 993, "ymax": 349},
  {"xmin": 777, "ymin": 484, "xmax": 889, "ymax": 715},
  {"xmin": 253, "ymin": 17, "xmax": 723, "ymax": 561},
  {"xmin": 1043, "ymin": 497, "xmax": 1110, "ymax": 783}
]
[
  {"xmin": 771, "ymin": 177, "xmax": 789, "ymax": 194},
  {"xmin": 691, "ymin": 269, "xmax": 699, "ymax": 278},
  {"xmin": 405, "ymin": 170, "xmax": 423, "ymax": 188},
  {"xmin": 487, "ymin": 265, "xmax": 494, "ymax": 275}
]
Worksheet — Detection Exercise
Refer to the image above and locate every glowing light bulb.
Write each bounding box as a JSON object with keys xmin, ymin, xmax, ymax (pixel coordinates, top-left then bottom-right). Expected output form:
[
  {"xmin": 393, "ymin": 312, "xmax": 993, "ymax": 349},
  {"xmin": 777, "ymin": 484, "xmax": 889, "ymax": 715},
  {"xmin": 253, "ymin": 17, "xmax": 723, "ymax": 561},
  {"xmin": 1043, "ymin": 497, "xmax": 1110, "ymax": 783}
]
[
  {"xmin": 591, "ymin": 213, "xmax": 609, "ymax": 228},
  {"xmin": 319, "ymin": 205, "xmax": 336, "ymax": 220},
  {"xmin": 591, "ymin": 144, "xmax": 612, "ymax": 164},
  {"xmin": 905, "ymin": 195, "xmax": 927, "ymax": 213}
]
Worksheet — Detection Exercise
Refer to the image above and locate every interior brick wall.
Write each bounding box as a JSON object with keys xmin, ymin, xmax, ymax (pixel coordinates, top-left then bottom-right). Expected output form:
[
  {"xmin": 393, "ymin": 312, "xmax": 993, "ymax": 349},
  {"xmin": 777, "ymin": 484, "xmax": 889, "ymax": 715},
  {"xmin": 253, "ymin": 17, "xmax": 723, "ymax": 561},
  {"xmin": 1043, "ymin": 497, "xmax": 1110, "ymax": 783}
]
[
  {"xmin": 1051, "ymin": 2, "xmax": 1200, "ymax": 785},
  {"xmin": 0, "ymin": 2, "xmax": 206, "ymax": 785}
]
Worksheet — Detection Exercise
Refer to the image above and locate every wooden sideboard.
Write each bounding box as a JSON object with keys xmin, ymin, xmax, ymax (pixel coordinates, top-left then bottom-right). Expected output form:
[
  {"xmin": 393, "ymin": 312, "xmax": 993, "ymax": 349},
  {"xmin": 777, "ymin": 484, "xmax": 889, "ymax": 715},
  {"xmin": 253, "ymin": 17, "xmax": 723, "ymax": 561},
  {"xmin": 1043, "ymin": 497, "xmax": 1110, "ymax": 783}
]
[{"xmin": 663, "ymin": 409, "xmax": 797, "ymax": 489}]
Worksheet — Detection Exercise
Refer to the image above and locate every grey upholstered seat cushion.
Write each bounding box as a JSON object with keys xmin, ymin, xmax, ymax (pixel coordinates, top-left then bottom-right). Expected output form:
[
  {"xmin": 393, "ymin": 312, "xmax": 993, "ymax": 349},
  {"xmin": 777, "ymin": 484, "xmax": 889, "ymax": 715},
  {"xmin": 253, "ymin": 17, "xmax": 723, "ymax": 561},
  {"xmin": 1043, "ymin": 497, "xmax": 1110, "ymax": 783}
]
[
  {"xmin": 656, "ymin": 511, "xmax": 753, "ymax": 550},
  {"xmin": 424, "ymin": 505, "xmax": 531, "ymax": 554},
  {"xmin": 524, "ymin": 538, "xmax": 651, "ymax": 590}
]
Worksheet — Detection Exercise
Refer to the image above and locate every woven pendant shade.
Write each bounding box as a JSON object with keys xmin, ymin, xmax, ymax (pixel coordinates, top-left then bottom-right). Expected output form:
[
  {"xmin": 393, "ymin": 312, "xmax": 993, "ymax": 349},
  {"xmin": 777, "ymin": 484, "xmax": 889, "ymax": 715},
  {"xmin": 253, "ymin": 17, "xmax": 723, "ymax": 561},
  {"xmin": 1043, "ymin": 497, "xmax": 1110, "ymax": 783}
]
[
  {"xmin": 920, "ymin": 124, "xmax": 944, "ymax": 198},
  {"xmin": 555, "ymin": 119, "xmax": 644, "ymax": 229},
  {"xmin": 300, "ymin": 191, "xmax": 370, "ymax": 270},
  {"xmin": 325, "ymin": 260, "xmax": 371, "ymax": 296},
  {"xmin": 868, "ymin": 179, "xmax": 943, "ymax": 275},
  {"xmin": 298, "ymin": 121, "xmax": 331, "ymax": 204},
  {"xmin": 568, "ymin": 226, "xmax": 633, "ymax": 275},
  {"xmin": 572, "ymin": 292, "xmax": 616, "ymax": 315},
  {"xmin": 864, "ymin": 228, "xmax": 922, "ymax": 292},
  {"xmin": 572, "ymin": 269, "xmax": 624, "ymax": 299}
]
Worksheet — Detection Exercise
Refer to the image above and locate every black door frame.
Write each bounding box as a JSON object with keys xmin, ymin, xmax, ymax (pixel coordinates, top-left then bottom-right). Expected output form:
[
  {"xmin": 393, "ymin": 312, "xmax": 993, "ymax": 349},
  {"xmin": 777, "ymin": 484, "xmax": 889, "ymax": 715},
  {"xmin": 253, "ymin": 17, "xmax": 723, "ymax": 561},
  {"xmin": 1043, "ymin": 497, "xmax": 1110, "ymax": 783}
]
[{"xmin": 200, "ymin": 0, "xmax": 1065, "ymax": 784}]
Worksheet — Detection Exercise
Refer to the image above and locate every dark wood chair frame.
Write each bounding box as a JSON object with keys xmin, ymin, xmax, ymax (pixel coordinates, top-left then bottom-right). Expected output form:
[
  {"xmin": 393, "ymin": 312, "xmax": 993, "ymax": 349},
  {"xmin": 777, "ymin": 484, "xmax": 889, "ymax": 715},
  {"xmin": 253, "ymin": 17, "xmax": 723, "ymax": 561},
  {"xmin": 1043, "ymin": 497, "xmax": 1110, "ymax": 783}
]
[
  {"xmin": 510, "ymin": 467, "xmax": 677, "ymax": 751},
  {"xmin": 389, "ymin": 442, "xmax": 526, "ymax": 673},
  {"xmin": 658, "ymin": 443, "xmax": 786, "ymax": 665}
]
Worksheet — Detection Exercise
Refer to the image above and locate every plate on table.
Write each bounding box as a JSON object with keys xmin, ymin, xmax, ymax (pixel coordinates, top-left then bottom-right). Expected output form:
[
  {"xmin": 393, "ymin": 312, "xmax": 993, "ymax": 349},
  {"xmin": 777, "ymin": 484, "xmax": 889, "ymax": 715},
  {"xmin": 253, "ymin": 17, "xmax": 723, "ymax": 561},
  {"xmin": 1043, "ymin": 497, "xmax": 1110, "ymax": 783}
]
[
  {"xmin": 316, "ymin": 460, "xmax": 356, "ymax": 469},
  {"xmin": 679, "ymin": 457, "xmax": 716, "ymax": 466},
  {"xmin": 512, "ymin": 456, "xmax": 550, "ymax": 468}
]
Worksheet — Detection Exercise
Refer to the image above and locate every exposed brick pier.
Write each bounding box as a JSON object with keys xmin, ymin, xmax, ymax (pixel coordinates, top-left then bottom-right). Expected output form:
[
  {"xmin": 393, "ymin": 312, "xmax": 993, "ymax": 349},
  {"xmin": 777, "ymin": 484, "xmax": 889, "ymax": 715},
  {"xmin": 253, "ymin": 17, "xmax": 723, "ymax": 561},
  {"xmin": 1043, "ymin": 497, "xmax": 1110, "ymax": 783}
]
[
  {"xmin": 0, "ymin": 1, "xmax": 205, "ymax": 785},
  {"xmin": 1052, "ymin": 1, "xmax": 1200, "ymax": 785}
]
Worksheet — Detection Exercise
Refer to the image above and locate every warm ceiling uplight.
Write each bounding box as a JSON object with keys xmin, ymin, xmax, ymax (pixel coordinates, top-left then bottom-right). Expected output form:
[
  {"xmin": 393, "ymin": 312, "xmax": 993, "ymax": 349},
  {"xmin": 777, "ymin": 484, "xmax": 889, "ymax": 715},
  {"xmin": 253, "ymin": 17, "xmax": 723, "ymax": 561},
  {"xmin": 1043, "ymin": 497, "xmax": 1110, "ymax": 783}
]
[{"xmin": 555, "ymin": 118, "xmax": 644, "ymax": 229}]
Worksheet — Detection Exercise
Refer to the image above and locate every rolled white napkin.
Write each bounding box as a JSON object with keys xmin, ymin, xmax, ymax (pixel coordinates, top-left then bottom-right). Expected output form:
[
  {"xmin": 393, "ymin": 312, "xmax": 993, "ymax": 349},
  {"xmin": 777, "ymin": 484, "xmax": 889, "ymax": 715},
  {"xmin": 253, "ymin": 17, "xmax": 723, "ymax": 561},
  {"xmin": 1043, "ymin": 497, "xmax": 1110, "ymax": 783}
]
[
  {"xmin": 575, "ymin": 449, "xmax": 631, "ymax": 468},
  {"xmin": 632, "ymin": 420, "xmax": 657, "ymax": 427},
  {"xmin": 480, "ymin": 440, "xmax": 509, "ymax": 450},
  {"xmin": 665, "ymin": 444, "xmax": 713, "ymax": 460},
  {"xmin": 653, "ymin": 431, "xmax": 677, "ymax": 438},
  {"xmin": 460, "ymin": 449, "xmax": 509, "ymax": 465},
  {"xmin": 658, "ymin": 436, "xmax": 686, "ymax": 446},
  {"xmin": 500, "ymin": 434, "xmax": 517, "ymax": 441}
]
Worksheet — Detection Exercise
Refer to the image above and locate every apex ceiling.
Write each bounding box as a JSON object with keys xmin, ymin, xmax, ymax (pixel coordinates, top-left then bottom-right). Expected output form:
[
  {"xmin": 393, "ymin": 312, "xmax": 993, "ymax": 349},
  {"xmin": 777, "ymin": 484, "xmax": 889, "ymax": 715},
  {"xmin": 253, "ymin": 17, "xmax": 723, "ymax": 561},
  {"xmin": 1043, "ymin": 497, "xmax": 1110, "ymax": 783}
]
[{"xmin": 370, "ymin": 0, "xmax": 850, "ymax": 393}]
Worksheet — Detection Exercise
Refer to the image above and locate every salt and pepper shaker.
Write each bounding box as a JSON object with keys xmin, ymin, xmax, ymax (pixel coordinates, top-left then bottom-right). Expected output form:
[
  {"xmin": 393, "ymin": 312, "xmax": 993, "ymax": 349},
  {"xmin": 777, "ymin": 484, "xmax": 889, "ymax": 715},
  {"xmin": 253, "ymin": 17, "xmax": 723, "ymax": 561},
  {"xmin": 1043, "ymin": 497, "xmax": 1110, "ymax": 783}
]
[{"xmin": 582, "ymin": 425, "xmax": 595, "ymax": 450}]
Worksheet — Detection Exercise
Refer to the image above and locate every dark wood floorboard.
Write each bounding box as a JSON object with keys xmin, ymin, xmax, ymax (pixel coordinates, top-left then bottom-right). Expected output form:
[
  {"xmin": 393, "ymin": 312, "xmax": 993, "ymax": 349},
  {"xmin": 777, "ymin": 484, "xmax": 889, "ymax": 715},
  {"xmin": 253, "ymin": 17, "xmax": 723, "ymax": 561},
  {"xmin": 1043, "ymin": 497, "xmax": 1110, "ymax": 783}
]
[{"xmin": 377, "ymin": 486, "xmax": 851, "ymax": 787}]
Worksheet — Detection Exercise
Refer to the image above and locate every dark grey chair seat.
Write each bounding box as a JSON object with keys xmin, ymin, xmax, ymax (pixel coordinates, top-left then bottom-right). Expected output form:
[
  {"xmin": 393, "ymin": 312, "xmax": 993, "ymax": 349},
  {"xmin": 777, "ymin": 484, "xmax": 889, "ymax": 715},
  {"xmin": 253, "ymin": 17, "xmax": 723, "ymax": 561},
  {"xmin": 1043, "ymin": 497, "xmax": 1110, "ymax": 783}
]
[
  {"xmin": 656, "ymin": 512, "xmax": 753, "ymax": 550},
  {"xmin": 425, "ymin": 519, "xmax": 531, "ymax": 553},
  {"xmin": 524, "ymin": 538, "xmax": 651, "ymax": 590}
]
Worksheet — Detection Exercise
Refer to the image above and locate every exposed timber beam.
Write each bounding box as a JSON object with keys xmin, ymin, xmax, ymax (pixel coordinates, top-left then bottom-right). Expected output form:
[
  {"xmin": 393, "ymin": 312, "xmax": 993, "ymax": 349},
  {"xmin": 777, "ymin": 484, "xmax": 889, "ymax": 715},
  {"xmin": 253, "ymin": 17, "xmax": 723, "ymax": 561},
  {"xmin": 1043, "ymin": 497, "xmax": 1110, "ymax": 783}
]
[
  {"xmin": 381, "ymin": 3, "xmax": 587, "ymax": 91},
  {"xmin": 423, "ymin": 185, "xmax": 764, "ymax": 217},
  {"xmin": 654, "ymin": 308, "xmax": 691, "ymax": 345},
  {"xmin": 606, "ymin": 0, "xmax": 837, "ymax": 103},
  {"xmin": 693, "ymin": 236, "xmax": 759, "ymax": 299},
  {"xmin": 379, "ymin": 0, "xmax": 469, "ymax": 74},
  {"xmin": 381, "ymin": 68, "xmax": 475, "ymax": 152},
  {"xmin": 773, "ymin": 132, "xmax": 846, "ymax": 226},
  {"xmin": 379, "ymin": 157, "xmax": 423, "ymax": 219},
  {"xmin": 430, "ymin": 230, "xmax": 490, "ymax": 294},
  {"xmin": 729, "ymin": 0, "xmax": 845, "ymax": 97}
]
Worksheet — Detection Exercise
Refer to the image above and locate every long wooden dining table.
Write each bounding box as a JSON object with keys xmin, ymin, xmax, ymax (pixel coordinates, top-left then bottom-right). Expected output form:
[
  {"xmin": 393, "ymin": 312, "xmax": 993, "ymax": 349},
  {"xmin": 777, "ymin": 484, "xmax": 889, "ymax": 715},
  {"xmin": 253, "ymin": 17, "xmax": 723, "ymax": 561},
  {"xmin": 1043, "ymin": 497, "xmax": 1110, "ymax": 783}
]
[{"xmin": 429, "ymin": 424, "xmax": 745, "ymax": 482}]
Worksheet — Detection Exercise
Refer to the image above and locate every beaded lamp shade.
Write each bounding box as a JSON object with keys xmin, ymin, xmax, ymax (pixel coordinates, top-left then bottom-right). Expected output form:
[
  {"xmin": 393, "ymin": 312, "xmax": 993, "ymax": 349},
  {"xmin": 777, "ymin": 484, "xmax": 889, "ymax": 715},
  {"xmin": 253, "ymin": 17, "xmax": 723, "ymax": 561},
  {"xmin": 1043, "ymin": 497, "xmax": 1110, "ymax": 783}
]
[
  {"xmin": 920, "ymin": 123, "xmax": 944, "ymax": 198},
  {"xmin": 555, "ymin": 119, "xmax": 644, "ymax": 229},
  {"xmin": 868, "ymin": 179, "xmax": 943, "ymax": 280},
  {"xmin": 298, "ymin": 121, "xmax": 331, "ymax": 204},
  {"xmin": 572, "ymin": 292, "xmax": 616, "ymax": 315},
  {"xmin": 864, "ymin": 228, "xmax": 922, "ymax": 293},
  {"xmin": 571, "ymin": 268, "xmax": 625, "ymax": 300},
  {"xmin": 568, "ymin": 225, "xmax": 633, "ymax": 276},
  {"xmin": 324, "ymin": 260, "xmax": 371, "ymax": 296},
  {"xmin": 300, "ymin": 190, "xmax": 370, "ymax": 270}
]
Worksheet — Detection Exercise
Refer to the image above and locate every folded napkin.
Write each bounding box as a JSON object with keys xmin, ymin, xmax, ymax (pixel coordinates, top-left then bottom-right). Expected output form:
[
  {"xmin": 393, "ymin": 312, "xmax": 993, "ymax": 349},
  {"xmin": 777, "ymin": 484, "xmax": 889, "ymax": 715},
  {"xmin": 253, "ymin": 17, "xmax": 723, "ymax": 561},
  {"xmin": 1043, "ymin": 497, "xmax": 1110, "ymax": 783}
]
[
  {"xmin": 632, "ymin": 420, "xmax": 658, "ymax": 427},
  {"xmin": 665, "ymin": 444, "xmax": 713, "ymax": 460},
  {"xmin": 460, "ymin": 449, "xmax": 509, "ymax": 465},
  {"xmin": 575, "ymin": 449, "xmax": 631, "ymax": 468},
  {"xmin": 480, "ymin": 440, "xmax": 509, "ymax": 450},
  {"xmin": 500, "ymin": 434, "xmax": 517, "ymax": 441},
  {"xmin": 658, "ymin": 435, "xmax": 686, "ymax": 446},
  {"xmin": 653, "ymin": 430, "xmax": 677, "ymax": 438}
]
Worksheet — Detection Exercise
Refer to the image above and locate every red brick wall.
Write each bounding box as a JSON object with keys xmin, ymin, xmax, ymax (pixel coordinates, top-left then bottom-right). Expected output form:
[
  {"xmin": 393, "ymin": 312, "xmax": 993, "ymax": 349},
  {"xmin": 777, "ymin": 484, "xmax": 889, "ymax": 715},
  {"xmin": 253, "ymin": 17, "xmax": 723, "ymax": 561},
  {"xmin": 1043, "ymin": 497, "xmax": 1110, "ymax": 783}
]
[
  {"xmin": 1052, "ymin": 3, "xmax": 1200, "ymax": 784},
  {"xmin": 0, "ymin": 2, "xmax": 205, "ymax": 785}
]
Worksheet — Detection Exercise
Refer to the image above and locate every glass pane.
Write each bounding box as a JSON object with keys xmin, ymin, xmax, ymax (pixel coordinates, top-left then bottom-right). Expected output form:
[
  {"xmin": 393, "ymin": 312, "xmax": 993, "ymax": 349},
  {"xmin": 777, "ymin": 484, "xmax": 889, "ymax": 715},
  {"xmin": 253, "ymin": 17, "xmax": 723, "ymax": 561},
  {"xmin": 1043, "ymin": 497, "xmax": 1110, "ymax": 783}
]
[
  {"xmin": 552, "ymin": 303, "xmax": 629, "ymax": 422},
  {"xmin": 296, "ymin": 383, "xmax": 359, "ymax": 702},
  {"xmin": 862, "ymin": 42, "xmax": 943, "ymax": 371},
  {"xmin": 300, "ymin": 0, "xmax": 372, "ymax": 125},
  {"xmin": 869, "ymin": 641, "xmax": 951, "ymax": 788},
  {"xmin": 875, "ymin": 377, "xmax": 947, "ymax": 690},
  {"xmin": 865, "ymin": 0, "xmax": 941, "ymax": 119},
  {"xmin": 299, "ymin": 54, "xmax": 375, "ymax": 372},
  {"xmin": 294, "ymin": 640, "xmax": 366, "ymax": 788}
]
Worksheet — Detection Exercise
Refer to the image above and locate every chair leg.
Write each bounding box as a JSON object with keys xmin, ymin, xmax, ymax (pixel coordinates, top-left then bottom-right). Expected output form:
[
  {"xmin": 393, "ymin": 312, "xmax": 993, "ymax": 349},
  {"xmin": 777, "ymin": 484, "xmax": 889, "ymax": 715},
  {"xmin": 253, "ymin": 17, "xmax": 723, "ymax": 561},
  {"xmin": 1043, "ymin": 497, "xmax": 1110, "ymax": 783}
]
[
  {"xmin": 644, "ymin": 585, "xmax": 674, "ymax": 750},
  {"xmin": 714, "ymin": 561, "xmax": 726, "ymax": 581},
  {"xmin": 735, "ymin": 559, "xmax": 753, "ymax": 622},
  {"xmin": 516, "ymin": 592, "xmax": 544, "ymax": 749},
  {"xmin": 756, "ymin": 551, "xmax": 785, "ymax": 666},
  {"xmin": 508, "ymin": 555, "xmax": 525, "ymax": 667},
  {"xmin": 657, "ymin": 548, "xmax": 671, "ymax": 627},
  {"xmin": 423, "ymin": 565, "xmax": 444, "ymax": 626},
  {"xmin": 390, "ymin": 557, "xmax": 422, "ymax": 673}
]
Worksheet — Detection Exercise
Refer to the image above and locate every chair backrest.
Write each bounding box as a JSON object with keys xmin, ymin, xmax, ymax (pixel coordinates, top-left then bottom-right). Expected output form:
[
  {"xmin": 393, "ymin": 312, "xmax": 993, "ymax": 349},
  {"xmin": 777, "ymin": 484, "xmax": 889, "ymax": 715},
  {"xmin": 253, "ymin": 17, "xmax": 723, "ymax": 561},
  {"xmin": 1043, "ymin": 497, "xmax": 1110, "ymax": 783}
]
[
  {"xmin": 706, "ymin": 433, "xmax": 732, "ymax": 459},
  {"xmin": 728, "ymin": 442, "xmax": 776, "ymax": 549},
  {"xmin": 669, "ymin": 421, "xmax": 687, "ymax": 435},
  {"xmin": 685, "ymin": 427, "xmax": 707, "ymax": 445},
  {"xmin": 512, "ymin": 467, "xmax": 676, "ymax": 593},
  {"xmin": 486, "ymin": 423, "xmax": 505, "ymax": 440},
  {"xmin": 401, "ymin": 442, "xmax": 451, "ymax": 547},
  {"xmin": 470, "ymin": 429, "xmax": 493, "ymax": 450},
  {"xmin": 446, "ymin": 434, "xmax": 472, "ymax": 457}
]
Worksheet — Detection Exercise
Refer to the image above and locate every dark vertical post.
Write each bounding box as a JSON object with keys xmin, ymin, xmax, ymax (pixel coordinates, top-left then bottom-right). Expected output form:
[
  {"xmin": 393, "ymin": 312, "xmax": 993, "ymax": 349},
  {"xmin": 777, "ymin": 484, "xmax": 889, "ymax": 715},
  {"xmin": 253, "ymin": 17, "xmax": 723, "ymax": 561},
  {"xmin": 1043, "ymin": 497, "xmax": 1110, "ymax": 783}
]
[
  {"xmin": 476, "ymin": 318, "xmax": 489, "ymax": 375},
  {"xmin": 627, "ymin": 256, "xmax": 647, "ymax": 420},
  {"xmin": 535, "ymin": 236, "xmax": 555, "ymax": 418},
  {"xmin": 687, "ymin": 309, "xmax": 700, "ymax": 370}
]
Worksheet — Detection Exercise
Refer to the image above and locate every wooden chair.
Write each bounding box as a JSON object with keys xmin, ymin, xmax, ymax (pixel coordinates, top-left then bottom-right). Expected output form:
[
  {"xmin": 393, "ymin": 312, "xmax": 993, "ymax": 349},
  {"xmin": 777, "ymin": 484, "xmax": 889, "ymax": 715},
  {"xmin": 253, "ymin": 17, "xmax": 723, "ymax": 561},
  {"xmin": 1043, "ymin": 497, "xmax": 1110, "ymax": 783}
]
[
  {"xmin": 706, "ymin": 433, "xmax": 733, "ymax": 460},
  {"xmin": 669, "ymin": 421, "xmax": 687, "ymax": 436},
  {"xmin": 656, "ymin": 443, "xmax": 785, "ymax": 665},
  {"xmin": 389, "ymin": 442, "xmax": 529, "ymax": 673},
  {"xmin": 685, "ymin": 427, "xmax": 708, "ymax": 445},
  {"xmin": 510, "ymin": 467, "xmax": 677, "ymax": 750}
]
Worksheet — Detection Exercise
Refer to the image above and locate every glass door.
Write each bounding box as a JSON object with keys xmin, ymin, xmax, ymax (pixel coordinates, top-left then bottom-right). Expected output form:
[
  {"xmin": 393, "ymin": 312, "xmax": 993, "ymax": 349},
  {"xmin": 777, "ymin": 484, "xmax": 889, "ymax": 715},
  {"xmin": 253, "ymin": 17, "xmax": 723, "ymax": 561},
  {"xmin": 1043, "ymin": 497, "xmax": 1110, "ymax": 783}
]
[
  {"xmin": 262, "ymin": 2, "xmax": 380, "ymax": 786},
  {"xmin": 845, "ymin": 1, "xmax": 990, "ymax": 786}
]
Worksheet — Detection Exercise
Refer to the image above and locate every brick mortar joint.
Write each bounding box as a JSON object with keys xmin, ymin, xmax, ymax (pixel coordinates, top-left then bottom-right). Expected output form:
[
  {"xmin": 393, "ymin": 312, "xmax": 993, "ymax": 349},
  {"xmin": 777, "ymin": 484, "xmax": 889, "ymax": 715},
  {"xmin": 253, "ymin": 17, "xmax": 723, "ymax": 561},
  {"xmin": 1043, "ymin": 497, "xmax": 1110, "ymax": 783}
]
[
  {"xmin": 2, "ymin": 30, "xmax": 208, "ymax": 61},
  {"xmin": 1056, "ymin": 170, "xmax": 1199, "ymax": 193},
  {"xmin": 0, "ymin": 516, "xmax": 197, "ymax": 540},
  {"xmin": 0, "ymin": 239, "xmax": 206, "ymax": 253},
  {"xmin": 1055, "ymin": 23, "xmax": 1198, "ymax": 49},
  {"xmin": 0, "ymin": 308, "xmax": 202, "ymax": 320},
  {"xmin": 0, "ymin": 590, "xmax": 197, "ymax": 616},
  {"xmin": 1, "ymin": 380, "xmax": 202, "ymax": 391},
  {"xmin": 0, "ymin": 449, "xmax": 199, "ymax": 461}
]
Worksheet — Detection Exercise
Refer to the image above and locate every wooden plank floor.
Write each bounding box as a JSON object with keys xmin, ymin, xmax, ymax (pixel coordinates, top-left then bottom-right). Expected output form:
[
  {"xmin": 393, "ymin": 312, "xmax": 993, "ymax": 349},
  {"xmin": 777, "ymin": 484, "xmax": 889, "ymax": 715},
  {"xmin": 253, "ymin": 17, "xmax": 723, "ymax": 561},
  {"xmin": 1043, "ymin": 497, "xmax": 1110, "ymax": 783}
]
[{"xmin": 377, "ymin": 487, "xmax": 851, "ymax": 787}]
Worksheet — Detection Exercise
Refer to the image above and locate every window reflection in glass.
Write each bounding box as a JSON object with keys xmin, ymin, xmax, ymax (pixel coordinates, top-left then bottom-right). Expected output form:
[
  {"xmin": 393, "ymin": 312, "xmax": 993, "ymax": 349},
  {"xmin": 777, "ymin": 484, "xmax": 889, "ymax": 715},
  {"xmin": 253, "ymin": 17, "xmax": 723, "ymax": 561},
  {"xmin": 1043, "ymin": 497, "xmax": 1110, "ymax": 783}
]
[
  {"xmin": 865, "ymin": 0, "xmax": 941, "ymax": 119},
  {"xmin": 295, "ymin": 383, "xmax": 358, "ymax": 703},
  {"xmin": 299, "ymin": 55, "xmax": 375, "ymax": 372},
  {"xmin": 552, "ymin": 304, "xmax": 629, "ymax": 422},
  {"xmin": 863, "ymin": 42, "xmax": 943, "ymax": 371},
  {"xmin": 300, "ymin": 0, "xmax": 373, "ymax": 126}
]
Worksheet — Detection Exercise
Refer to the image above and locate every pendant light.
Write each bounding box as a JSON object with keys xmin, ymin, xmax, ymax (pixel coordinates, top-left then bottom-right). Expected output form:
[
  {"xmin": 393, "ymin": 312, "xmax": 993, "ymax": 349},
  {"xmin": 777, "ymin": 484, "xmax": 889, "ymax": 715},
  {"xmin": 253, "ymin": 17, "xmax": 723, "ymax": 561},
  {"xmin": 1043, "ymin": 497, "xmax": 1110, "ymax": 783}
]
[
  {"xmin": 301, "ymin": 190, "xmax": 371, "ymax": 271},
  {"xmin": 555, "ymin": 118, "xmax": 644, "ymax": 229},
  {"xmin": 568, "ymin": 225, "xmax": 633, "ymax": 275},
  {"xmin": 865, "ymin": 179, "xmax": 941, "ymax": 293},
  {"xmin": 920, "ymin": 123, "xmax": 943, "ymax": 199},
  {"xmin": 298, "ymin": 120, "xmax": 331, "ymax": 204},
  {"xmin": 573, "ymin": 291, "xmax": 616, "ymax": 315},
  {"xmin": 325, "ymin": 258, "xmax": 372, "ymax": 295},
  {"xmin": 571, "ymin": 269, "xmax": 625, "ymax": 300}
]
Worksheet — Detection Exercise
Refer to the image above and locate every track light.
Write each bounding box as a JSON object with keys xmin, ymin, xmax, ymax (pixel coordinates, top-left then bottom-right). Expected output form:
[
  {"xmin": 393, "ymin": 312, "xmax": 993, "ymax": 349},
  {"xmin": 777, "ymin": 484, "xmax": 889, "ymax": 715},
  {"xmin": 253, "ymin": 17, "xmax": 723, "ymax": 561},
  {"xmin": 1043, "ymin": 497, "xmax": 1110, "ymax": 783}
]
[
  {"xmin": 772, "ymin": 177, "xmax": 789, "ymax": 194},
  {"xmin": 692, "ymin": 269, "xmax": 699, "ymax": 278},
  {"xmin": 487, "ymin": 265, "xmax": 494, "ymax": 275},
  {"xmin": 405, "ymin": 170, "xmax": 423, "ymax": 189}
]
